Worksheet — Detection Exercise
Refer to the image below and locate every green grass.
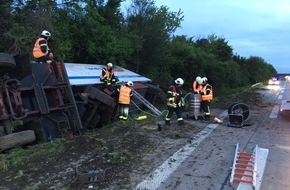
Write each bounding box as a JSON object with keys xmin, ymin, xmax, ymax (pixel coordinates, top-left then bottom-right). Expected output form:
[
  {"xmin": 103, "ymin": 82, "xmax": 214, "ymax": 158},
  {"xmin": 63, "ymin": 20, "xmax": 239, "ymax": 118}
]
[{"xmin": 0, "ymin": 139, "xmax": 65, "ymax": 172}]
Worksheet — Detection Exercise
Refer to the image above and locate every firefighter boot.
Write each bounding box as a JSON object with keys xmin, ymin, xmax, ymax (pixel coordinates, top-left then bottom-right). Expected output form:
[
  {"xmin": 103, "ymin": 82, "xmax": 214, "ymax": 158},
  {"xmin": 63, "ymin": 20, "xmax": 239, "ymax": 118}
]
[
  {"xmin": 165, "ymin": 120, "xmax": 170, "ymax": 126},
  {"xmin": 178, "ymin": 120, "xmax": 184, "ymax": 126}
]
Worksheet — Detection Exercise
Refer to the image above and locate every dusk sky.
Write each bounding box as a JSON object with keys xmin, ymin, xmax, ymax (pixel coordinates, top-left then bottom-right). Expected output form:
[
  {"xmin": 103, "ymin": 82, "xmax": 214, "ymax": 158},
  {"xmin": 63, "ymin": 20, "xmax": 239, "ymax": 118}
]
[{"xmin": 123, "ymin": 0, "xmax": 290, "ymax": 73}]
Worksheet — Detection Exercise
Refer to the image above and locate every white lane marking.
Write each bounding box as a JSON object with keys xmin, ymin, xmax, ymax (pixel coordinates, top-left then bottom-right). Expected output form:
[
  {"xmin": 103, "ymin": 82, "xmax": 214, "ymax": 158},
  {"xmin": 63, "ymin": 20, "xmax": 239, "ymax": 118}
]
[
  {"xmin": 135, "ymin": 111, "xmax": 228, "ymax": 190},
  {"xmin": 254, "ymin": 147, "xmax": 269, "ymax": 190},
  {"xmin": 269, "ymin": 105, "xmax": 279, "ymax": 118},
  {"xmin": 278, "ymin": 95, "xmax": 283, "ymax": 100}
]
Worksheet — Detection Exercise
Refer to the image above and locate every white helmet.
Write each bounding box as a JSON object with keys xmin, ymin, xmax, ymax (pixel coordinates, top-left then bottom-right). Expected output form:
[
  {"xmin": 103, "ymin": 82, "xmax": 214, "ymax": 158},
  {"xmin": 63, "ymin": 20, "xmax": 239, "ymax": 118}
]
[
  {"xmin": 174, "ymin": 78, "xmax": 184, "ymax": 85},
  {"xmin": 202, "ymin": 77, "xmax": 208, "ymax": 84},
  {"xmin": 41, "ymin": 30, "xmax": 51, "ymax": 37},
  {"xmin": 107, "ymin": 62, "xmax": 113, "ymax": 67},
  {"xmin": 127, "ymin": 81, "xmax": 133, "ymax": 87},
  {"xmin": 197, "ymin": 77, "xmax": 203, "ymax": 85},
  {"xmin": 196, "ymin": 76, "xmax": 202, "ymax": 84}
]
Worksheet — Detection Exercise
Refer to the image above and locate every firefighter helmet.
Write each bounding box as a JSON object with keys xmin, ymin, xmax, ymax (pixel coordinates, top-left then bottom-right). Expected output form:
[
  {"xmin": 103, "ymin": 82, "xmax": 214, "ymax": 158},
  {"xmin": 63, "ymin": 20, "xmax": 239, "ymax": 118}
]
[
  {"xmin": 41, "ymin": 30, "xmax": 51, "ymax": 37},
  {"xmin": 196, "ymin": 76, "xmax": 202, "ymax": 85},
  {"xmin": 175, "ymin": 78, "xmax": 184, "ymax": 85},
  {"xmin": 107, "ymin": 62, "xmax": 113, "ymax": 67},
  {"xmin": 127, "ymin": 81, "xmax": 133, "ymax": 87}
]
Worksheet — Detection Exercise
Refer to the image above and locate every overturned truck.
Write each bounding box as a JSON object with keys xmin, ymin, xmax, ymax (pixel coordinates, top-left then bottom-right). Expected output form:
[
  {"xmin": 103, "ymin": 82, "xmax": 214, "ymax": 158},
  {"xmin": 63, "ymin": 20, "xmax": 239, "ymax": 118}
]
[
  {"xmin": 0, "ymin": 53, "xmax": 160, "ymax": 151},
  {"xmin": 0, "ymin": 53, "xmax": 82, "ymax": 151},
  {"xmin": 65, "ymin": 63, "xmax": 161, "ymax": 128}
]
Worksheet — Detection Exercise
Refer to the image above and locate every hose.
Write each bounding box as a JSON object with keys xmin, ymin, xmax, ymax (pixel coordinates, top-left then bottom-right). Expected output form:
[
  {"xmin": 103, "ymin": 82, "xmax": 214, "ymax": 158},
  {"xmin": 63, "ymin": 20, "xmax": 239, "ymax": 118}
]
[{"xmin": 131, "ymin": 100, "xmax": 169, "ymax": 119}]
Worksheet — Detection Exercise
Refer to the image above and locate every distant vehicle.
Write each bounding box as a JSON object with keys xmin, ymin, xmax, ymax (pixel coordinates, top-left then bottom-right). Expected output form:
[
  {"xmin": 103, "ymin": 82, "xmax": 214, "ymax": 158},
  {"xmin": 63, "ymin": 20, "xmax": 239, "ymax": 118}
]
[{"xmin": 268, "ymin": 77, "xmax": 280, "ymax": 85}]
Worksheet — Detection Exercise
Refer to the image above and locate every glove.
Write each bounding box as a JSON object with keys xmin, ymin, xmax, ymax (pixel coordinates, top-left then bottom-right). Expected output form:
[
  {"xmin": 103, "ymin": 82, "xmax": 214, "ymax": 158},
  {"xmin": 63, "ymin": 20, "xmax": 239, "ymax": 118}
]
[
  {"xmin": 46, "ymin": 60, "xmax": 52, "ymax": 64},
  {"xmin": 48, "ymin": 52, "xmax": 54, "ymax": 59},
  {"xmin": 178, "ymin": 100, "xmax": 185, "ymax": 107}
]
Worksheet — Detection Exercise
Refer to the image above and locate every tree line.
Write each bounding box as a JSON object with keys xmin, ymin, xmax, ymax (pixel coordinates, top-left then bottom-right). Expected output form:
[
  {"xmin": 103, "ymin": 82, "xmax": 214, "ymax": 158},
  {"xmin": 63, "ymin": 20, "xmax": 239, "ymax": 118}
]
[{"xmin": 0, "ymin": 0, "xmax": 277, "ymax": 96}]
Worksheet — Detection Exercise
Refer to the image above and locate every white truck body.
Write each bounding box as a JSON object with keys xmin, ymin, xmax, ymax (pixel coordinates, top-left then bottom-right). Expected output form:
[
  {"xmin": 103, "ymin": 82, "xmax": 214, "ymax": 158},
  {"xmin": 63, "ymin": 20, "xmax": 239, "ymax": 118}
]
[{"xmin": 64, "ymin": 63, "xmax": 151, "ymax": 86}]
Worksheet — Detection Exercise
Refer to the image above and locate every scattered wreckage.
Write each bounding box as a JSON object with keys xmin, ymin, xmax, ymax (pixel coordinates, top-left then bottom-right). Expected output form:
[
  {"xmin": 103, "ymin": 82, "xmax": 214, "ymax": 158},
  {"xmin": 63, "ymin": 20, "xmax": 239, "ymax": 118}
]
[{"xmin": 0, "ymin": 53, "xmax": 160, "ymax": 152}]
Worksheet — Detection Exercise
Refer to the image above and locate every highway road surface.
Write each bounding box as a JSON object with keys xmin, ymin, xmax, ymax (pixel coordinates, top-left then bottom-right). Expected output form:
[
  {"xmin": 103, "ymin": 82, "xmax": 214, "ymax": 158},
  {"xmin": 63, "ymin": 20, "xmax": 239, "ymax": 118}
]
[{"xmin": 135, "ymin": 78, "xmax": 290, "ymax": 190}]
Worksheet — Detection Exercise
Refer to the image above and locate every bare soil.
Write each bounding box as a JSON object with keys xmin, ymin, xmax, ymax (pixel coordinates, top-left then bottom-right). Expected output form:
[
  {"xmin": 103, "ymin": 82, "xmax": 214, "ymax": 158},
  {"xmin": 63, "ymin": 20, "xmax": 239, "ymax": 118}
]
[{"xmin": 0, "ymin": 89, "xmax": 266, "ymax": 190}]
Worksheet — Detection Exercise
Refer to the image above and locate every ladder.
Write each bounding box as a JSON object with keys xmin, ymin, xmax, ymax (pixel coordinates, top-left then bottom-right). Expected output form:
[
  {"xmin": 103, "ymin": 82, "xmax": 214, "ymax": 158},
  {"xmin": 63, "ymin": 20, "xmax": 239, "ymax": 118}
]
[
  {"xmin": 34, "ymin": 83, "xmax": 50, "ymax": 114},
  {"xmin": 131, "ymin": 88, "xmax": 162, "ymax": 116},
  {"xmin": 230, "ymin": 143, "xmax": 258, "ymax": 189}
]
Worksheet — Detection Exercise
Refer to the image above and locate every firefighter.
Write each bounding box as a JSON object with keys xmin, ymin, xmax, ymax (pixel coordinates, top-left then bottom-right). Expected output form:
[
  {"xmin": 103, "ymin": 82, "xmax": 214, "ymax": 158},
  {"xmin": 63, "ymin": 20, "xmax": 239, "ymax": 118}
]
[
  {"xmin": 118, "ymin": 81, "xmax": 134, "ymax": 120},
  {"xmin": 192, "ymin": 76, "xmax": 203, "ymax": 94},
  {"xmin": 200, "ymin": 77, "xmax": 213, "ymax": 121},
  {"xmin": 165, "ymin": 78, "xmax": 185, "ymax": 126},
  {"xmin": 33, "ymin": 30, "xmax": 53, "ymax": 64},
  {"xmin": 100, "ymin": 62, "xmax": 118, "ymax": 86}
]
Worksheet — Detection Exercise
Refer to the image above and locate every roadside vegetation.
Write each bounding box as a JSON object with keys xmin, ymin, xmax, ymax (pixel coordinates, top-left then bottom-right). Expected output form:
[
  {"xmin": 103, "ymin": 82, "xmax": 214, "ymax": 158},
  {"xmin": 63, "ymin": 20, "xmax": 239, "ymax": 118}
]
[
  {"xmin": 1, "ymin": 0, "xmax": 276, "ymax": 96},
  {"xmin": 0, "ymin": 139, "xmax": 65, "ymax": 172}
]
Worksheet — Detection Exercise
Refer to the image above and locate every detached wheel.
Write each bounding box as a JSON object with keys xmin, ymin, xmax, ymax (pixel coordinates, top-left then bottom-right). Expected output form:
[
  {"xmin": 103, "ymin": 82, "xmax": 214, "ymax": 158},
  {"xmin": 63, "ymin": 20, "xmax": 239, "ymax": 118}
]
[
  {"xmin": 0, "ymin": 130, "xmax": 36, "ymax": 152},
  {"xmin": 228, "ymin": 102, "xmax": 250, "ymax": 121},
  {"xmin": 0, "ymin": 53, "xmax": 16, "ymax": 74},
  {"xmin": 228, "ymin": 102, "xmax": 239, "ymax": 115}
]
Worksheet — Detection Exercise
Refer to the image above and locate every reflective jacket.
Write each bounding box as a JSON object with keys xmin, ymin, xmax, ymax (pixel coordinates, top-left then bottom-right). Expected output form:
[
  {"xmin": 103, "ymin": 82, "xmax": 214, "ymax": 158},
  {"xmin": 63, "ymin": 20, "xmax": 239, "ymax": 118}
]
[
  {"xmin": 167, "ymin": 84, "xmax": 184, "ymax": 108},
  {"xmin": 33, "ymin": 37, "xmax": 49, "ymax": 58},
  {"xmin": 101, "ymin": 66, "xmax": 115, "ymax": 80},
  {"xmin": 118, "ymin": 85, "xmax": 132, "ymax": 104},
  {"xmin": 192, "ymin": 81, "xmax": 202, "ymax": 94},
  {"xmin": 201, "ymin": 84, "xmax": 213, "ymax": 101}
]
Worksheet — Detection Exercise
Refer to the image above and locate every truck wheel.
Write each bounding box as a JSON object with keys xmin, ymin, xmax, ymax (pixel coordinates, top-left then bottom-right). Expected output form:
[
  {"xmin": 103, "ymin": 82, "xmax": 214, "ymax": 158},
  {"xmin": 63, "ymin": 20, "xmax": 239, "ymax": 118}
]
[
  {"xmin": 228, "ymin": 102, "xmax": 239, "ymax": 115},
  {"xmin": 228, "ymin": 102, "xmax": 250, "ymax": 121},
  {"xmin": 0, "ymin": 53, "xmax": 16, "ymax": 74},
  {"xmin": 0, "ymin": 130, "xmax": 36, "ymax": 152}
]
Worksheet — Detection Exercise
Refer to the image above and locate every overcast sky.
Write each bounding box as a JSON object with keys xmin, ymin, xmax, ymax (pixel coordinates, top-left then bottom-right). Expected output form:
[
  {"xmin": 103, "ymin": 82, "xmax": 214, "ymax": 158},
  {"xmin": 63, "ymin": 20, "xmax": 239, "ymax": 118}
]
[{"xmin": 123, "ymin": 0, "xmax": 290, "ymax": 73}]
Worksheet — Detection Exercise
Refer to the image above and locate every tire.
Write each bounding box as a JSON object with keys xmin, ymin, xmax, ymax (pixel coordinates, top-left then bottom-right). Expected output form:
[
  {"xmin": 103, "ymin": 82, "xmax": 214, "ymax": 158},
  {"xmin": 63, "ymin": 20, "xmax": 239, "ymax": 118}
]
[
  {"xmin": 228, "ymin": 102, "xmax": 250, "ymax": 121},
  {"xmin": 0, "ymin": 53, "xmax": 16, "ymax": 74},
  {"xmin": 0, "ymin": 130, "xmax": 36, "ymax": 152},
  {"xmin": 228, "ymin": 102, "xmax": 239, "ymax": 115}
]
